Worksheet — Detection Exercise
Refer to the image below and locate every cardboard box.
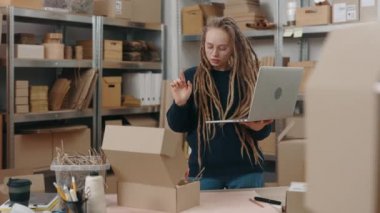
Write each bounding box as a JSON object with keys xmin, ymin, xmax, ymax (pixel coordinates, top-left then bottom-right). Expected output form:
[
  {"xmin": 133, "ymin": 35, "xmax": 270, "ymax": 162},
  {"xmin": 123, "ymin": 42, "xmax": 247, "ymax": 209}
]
[
  {"xmin": 14, "ymin": 127, "xmax": 91, "ymax": 169},
  {"xmin": 258, "ymin": 132, "xmax": 276, "ymax": 156},
  {"xmin": 360, "ymin": 0, "xmax": 378, "ymax": 22},
  {"xmin": 15, "ymin": 88, "xmax": 28, "ymax": 97},
  {"xmin": 78, "ymin": 40, "xmax": 122, "ymax": 61},
  {"xmin": 105, "ymin": 174, "xmax": 118, "ymax": 194},
  {"xmin": 15, "ymin": 80, "xmax": 28, "ymax": 89},
  {"xmin": 305, "ymin": 22, "xmax": 380, "ymax": 213},
  {"xmin": 287, "ymin": 61, "xmax": 316, "ymax": 94},
  {"xmin": 332, "ymin": 0, "xmax": 359, "ymax": 23},
  {"xmin": 94, "ymin": 0, "xmax": 132, "ymax": 19},
  {"xmin": 130, "ymin": 0, "xmax": 161, "ymax": 23},
  {"xmin": 102, "ymin": 76, "xmax": 122, "ymax": 108},
  {"xmin": 15, "ymin": 104, "xmax": 29, "ymax": 113},
  {"xmin": 277, "ymin": 140, "xmax": 305, "ymax": 186},
  {"xmin": 15, "ymin": 44, "xmax": 44, "ymax": 59},
  {"xmin": 285, "ymin": 116, "xmax": 305, "ymax": 139},
  {"xmin": 105, "ymin": 119, "xmax": 123, "ymax": 126},
  {"xmin": 182, "ymin": 3, "xmax": 225, "ymax": 35},
  {"xmin": 102, "ymin": 126, "xmax": 200, "ymax": 212},
  {"xmin": 296, "ymin": 5, "xmax": 331, "ymax": 26},
  {"xmin": 0, "ymin": 0, "xmax": 43, "ymax": 10},
  {"xmin": 286, "ymin": 182, "xmax": 308, "ymax": 213},
  {"xmin": 15, "ymin": 96, "xmax": 28, "ymax": 105},
  {"xmin": 125, "ymin": 115, "xmax": 158, "ymax": 127}
]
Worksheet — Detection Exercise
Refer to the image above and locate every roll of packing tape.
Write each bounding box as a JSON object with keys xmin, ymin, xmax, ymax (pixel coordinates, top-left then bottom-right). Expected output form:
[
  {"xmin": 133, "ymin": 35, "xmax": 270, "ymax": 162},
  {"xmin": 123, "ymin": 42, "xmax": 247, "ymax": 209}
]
[
  {"xmin": 75, "ymin": 45, "xmax": 83, "ymax": 60},
  {"xmin": 85, "ymin": 174, "xmax": 106, "ymax": 213},
  {"xmin": 44, "ymin": 43, "xmax": 64, "ymax": 60},
  {"xmin": 64, "ymin": 46, "xmax": 73, "ymax": 59}
]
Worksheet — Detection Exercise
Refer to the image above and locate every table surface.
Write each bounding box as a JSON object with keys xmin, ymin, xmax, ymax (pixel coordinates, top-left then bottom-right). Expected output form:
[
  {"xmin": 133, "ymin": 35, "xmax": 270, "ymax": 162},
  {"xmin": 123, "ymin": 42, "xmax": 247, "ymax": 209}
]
[{"xmin": 106, "ymin": 186, "xmax": 288, "ymax": 213}]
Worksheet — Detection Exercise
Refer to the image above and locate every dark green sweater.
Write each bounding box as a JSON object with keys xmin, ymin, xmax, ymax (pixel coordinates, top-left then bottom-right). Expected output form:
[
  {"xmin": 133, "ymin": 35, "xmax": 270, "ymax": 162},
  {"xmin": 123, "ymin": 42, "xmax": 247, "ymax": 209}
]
[{"xmin": 167, "ymin": 67, "xmax": 271, "ymax": 178}]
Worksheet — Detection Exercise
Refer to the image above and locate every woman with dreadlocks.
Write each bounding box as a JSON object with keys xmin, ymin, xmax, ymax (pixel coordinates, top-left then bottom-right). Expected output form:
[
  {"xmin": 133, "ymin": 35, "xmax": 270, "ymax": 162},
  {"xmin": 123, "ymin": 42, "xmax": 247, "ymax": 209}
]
[{"xmin": 167, "ymin": 17, "xmax": 273, "ymax": 190}]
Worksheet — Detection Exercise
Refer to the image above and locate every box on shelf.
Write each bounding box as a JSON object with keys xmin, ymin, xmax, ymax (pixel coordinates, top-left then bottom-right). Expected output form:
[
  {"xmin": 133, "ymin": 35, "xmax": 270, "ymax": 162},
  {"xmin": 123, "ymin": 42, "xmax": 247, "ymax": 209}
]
[
  {"xmin": 15, "ymin": 97, "xmax": 28, "ymax": 105},
  {"xmin": 78, "ymin": 40, "xmax": 122, "ymax": 61},
  {"xmin": 15, "ymin": 80, "xmax": 29, "ymax": 89},
  {"xmin": 15, "ymin": 44, "xmax": 44, "ymax": 59},
  {"xmin": 295, "ymin": 5, "xmax": 331, "ymax": 27},
  {"xmin": 50, "ymin": 157, "xmax": 110, "ymax": 190},
  {"xmin": 0, "ymin": 0, "xmax": 43, "ymax": 10},
  {"xmin": 287, "ymin": 61, "xmax": 316, "ymax": 94},
  {"xmin": 14, "ymin": 126, "xmax": 91, "ymax": 170},
  {"xmin": 182, "ymin": 3, "xmax": 225, "ymax": 35},
  {"xmin": 130, "ymin": 0, "xmax": 161, "ymax": 23},
  {"xmin": 93, "ymin": 0, "xmax": 132, "ymax": 20},
  {"xmin": 15, "ymin": 88, "xmax": 28, "ymax": 97},
  {"xmin": 360, "ymin": 0, "xmax": 378, "ymax": 22},
  {"xmin": 102, "ymin": 76, "xmax": 122, "ymax": 108},
  {"xmin": 102, "ymin": 126, "xmax": 200, "ymax": 212},
  {"xmin": 44, "ymin": 43, "xmax": 64, "ymax": 60},
  {"xmin": 15, "ymin": 105, "xmax": 29, "ymax": 113},
  {"xmin": 332, "ymin": 0, "xmax": 359, "ymax": 23}
]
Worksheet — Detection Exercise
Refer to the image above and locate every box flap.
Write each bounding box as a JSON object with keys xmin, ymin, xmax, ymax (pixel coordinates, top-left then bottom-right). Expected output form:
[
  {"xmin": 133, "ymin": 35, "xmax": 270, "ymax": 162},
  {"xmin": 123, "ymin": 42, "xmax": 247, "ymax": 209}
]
[{"xmin": 102, "ymin": 126, "xmax": 187, "ymax": 187}]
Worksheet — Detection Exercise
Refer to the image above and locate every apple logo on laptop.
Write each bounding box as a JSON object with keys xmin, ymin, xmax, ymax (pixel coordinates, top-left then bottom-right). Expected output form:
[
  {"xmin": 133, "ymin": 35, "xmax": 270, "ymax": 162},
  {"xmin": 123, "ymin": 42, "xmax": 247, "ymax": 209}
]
[{"xmin": 274, "ymin": 87, "xmax": 282, "ymax": 100}]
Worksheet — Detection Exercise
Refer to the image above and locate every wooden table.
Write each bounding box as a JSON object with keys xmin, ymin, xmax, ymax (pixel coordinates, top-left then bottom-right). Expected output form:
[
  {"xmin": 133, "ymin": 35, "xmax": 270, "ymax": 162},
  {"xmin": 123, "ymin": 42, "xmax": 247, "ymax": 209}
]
[{"xmin": 106, "ymin": 187, "xmax": 288, "ymax": 213}]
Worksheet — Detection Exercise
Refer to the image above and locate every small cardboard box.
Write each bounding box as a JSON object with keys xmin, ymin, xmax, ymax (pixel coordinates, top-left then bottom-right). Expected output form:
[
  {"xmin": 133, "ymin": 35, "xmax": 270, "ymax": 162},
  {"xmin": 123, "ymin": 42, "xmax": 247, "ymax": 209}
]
[
  {"xmin": 94, "ymin": 0, "xmax": 132, "ymax": 19},
  {"xmin": 332, "ymin": 0, "xmax": 359, "ymax": 23},
  {"xmin": 102, "ymin": 76, "xmax": 122, "ymax": 108},
  {"xmin": 0, "ymin": 0, "xmax": 43, "ymax": 10},
  {"xmin": 182, "ymin": 3, "xmax": 224, "ymax": 35},
  {"xmin": 15, "ymin": 80, "xmax": 28, "ymax": 89},
  {"xmin": 102, "ymin": 126, "xmax": 200, "ymax": 212},
  {"xmin": 360, "ymin": 0, "xmax": 378, "ymax": 22},
  {"xmin": 15, "ymin": 44, "xmax": 44, "ymax": 59},
  {"xmin": 296, "ymin": 5, "xmax": 331, "ymax": 27},
  {"xmin": 286, "ymin": 182, "xmax": 308, "ymax": 213}
]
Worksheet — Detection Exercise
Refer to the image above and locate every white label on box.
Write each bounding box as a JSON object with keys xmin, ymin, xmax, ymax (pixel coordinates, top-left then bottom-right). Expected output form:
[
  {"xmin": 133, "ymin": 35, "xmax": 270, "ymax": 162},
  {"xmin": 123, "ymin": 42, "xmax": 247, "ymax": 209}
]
[
  {"xmin": 283, "ymin": 29, "xmax": 293, "ymax": 37},
  {"xmin": 346, "ymin": 5, "xmax": 358, "ymax": 21},
  {"xmin": 333, "ymin": 3, "xmax": 347, "ymax": 23},
  {"xmin": 293, "ymin": 28, "xmax": 303, "ymax": 38},
  {"xmin": 289, "ymin": 182, "xmax": 307, "ymax": 192},
  {"xmin": 115, "ymin": 0, "xmax": 122, "ymax": 15},
  {"xmin": 361, "ymin": 0, "xmax": 375, "ymax": 7}
]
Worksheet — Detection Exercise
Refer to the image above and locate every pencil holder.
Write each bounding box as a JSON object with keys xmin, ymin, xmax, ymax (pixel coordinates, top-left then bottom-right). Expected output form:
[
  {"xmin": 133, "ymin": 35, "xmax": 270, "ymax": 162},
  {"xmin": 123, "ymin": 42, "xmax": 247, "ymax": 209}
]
[{"xmin": 63, "ymin": 199, "xmax": 87, "ymax": 213}]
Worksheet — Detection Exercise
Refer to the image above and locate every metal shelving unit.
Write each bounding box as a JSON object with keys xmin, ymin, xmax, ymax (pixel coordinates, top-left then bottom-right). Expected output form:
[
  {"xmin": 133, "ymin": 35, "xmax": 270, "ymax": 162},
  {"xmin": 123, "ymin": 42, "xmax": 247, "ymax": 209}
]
[
  {"xmin": 96, "ymin": 16, "xmax": 165, "ymax": 147},
  {"xmin": 2, "ymin": 6, "xmax": 165, "ymax": 168},
  {"xmin": 182, "ymin": 29, "xmax": 275, "ymax": 41}
]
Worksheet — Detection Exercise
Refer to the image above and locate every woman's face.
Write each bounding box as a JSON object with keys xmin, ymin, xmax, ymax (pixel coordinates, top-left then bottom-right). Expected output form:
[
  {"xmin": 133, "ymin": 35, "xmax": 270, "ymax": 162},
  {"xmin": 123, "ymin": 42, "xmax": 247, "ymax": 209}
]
[{"xmin": 205, "ymin": 27, "xmax": 233, "ymax": 71}]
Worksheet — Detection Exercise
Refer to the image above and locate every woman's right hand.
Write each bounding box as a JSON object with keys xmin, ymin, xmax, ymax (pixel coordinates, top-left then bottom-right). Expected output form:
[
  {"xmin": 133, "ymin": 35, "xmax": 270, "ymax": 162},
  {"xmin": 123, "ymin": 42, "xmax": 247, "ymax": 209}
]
[{"xmin": 170, "ymin": 72, "xmax": 192, "ymax": 106}]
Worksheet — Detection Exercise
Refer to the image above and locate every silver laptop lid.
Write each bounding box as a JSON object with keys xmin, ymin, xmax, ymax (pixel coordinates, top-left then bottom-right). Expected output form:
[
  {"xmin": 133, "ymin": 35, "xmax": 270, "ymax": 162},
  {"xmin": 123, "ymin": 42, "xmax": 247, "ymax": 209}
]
[{"xmin": 248, "ymin": 66, "xmax": 303, "ymax": 121}]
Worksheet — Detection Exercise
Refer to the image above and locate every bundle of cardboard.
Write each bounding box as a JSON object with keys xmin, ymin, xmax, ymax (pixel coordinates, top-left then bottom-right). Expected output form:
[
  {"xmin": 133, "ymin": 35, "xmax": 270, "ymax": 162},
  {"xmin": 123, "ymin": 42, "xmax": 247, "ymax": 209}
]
[{"xmin": 225, "ymin": 0, "xmax": 274, "ymax": 30}]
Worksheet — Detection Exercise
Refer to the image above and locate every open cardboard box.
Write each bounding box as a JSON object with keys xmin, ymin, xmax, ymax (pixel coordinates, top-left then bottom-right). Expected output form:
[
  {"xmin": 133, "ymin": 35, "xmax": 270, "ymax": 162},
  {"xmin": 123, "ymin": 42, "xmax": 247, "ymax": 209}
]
[{"xmin": 102, "ymin": 126, "xmax": 200, "ymax": 212}]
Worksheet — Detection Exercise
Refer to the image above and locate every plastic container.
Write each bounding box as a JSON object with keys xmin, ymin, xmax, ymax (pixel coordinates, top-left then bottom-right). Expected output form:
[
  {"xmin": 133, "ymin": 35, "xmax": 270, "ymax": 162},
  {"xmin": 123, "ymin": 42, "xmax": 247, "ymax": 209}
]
[{"xmin": 50, "ymin": 158, "xmax": 110, "ymax": 191}]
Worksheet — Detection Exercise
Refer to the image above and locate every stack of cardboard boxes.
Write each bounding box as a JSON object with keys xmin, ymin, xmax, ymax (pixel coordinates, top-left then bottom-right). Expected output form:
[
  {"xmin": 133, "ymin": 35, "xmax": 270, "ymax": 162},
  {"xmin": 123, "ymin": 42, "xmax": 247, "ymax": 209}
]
[
  {"xmin": 15, "ymin": 80, "xmax": 29, "ymax": 113},
  {"xmin": 224, "ymin": 0, "xmax": 266, "ymax": 31}
]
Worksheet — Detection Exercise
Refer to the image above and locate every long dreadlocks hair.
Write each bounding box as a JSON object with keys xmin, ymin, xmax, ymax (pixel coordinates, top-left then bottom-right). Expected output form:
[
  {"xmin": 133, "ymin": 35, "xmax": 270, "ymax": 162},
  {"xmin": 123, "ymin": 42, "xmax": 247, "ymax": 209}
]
[{"xmin": 193, "ymin": 17, "xmax": 262, "ymax": 169}]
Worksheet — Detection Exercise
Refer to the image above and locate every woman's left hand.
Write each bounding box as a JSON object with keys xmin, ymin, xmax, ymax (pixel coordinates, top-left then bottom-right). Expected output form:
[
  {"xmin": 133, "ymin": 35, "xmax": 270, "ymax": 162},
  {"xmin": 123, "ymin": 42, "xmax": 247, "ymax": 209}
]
[{"xmin": 241, "ymin": 120, "xmax": 273, "ymax": 131}]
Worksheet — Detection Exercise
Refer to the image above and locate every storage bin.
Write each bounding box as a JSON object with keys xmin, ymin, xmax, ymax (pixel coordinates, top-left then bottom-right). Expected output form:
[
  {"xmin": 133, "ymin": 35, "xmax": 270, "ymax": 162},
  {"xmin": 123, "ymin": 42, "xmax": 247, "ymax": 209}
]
[{"xmin": 50, "ymin": 158, "xmax": 110, "ymax": 190}]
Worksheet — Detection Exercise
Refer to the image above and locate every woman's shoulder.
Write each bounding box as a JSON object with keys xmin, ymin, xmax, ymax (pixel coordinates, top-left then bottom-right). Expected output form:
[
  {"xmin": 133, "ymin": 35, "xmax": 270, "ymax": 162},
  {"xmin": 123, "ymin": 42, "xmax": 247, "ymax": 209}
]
[{"xmin": 183, "ymin": 66, "xmax": 198, "ymax": 81}]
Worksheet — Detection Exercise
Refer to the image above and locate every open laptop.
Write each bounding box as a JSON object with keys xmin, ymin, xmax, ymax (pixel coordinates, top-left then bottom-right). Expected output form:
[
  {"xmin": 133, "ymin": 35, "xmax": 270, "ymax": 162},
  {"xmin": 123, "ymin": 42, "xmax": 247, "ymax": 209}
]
[{"xmin": 205, "ymin": 66, "xmax": 304, "ymax": 124}]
